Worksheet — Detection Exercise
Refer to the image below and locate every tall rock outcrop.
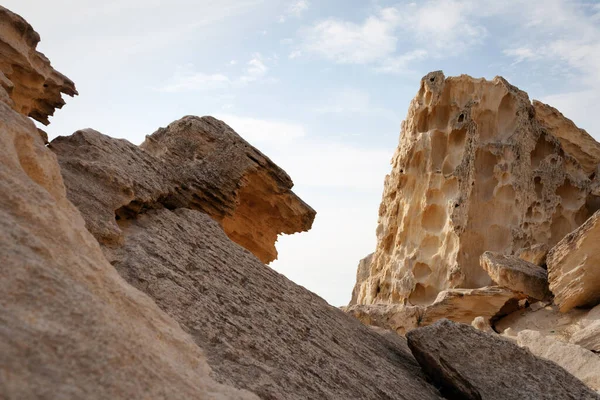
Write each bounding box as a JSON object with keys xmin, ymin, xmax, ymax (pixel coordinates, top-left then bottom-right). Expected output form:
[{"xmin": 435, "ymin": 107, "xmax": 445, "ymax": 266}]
[{"xmin": 352, "ymin": 71, "xmax": 598, "ymax": 307}]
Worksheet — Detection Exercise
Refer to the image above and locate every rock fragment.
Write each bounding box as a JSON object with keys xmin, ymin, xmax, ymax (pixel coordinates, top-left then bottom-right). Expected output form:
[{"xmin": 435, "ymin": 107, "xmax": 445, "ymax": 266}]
[{"xmin": 406, "ymin": 319, "xmax": 598, "ymax": 400}]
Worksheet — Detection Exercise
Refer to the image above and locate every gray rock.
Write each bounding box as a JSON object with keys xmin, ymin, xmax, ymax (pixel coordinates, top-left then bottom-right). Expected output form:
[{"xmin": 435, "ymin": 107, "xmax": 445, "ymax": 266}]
[{"xmin": 406, "ymin": 319, "xmax": 599, "ymax": 400}]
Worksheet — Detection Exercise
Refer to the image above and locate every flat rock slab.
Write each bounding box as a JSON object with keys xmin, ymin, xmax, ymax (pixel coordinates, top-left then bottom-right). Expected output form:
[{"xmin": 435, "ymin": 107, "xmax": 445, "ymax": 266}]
[
  {"xmin": 481, "ymin": 251, "xmax": 550, "ymax": 300},
  {"xmin": 547, "ymin": 210, "xmax": 600, "ymax": 311},
  {"xmin": 406, "ymin": 319, "xmax": 599, "ymax": 400}
]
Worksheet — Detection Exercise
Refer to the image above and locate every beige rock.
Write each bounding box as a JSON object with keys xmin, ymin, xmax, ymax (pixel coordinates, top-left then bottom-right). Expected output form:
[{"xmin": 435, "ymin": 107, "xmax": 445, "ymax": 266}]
[
  {"xmin": 349, "ymin": 253, "xmax": 374, "ymax": 305},
  {"xmin": 547, "ymin": 210, "xmax": 600, "ymax": 312},
  {"xmin": 471, "ymin": 316, "xmax": 493, "ymax": 333},
  {"xmin": 0, "ymin": 6, "xmax": 77, "ymax": 124},
  {"xmin": 516, "ymin": 243, "xmax": 549, "ymax": 266},
  {"xmin": 481, "ymin": 251, "xmax": 550, "ymax": 300},
  {"xmin": 345, "ymin": 286, "xmax": 524, "ymax": 334},
  {"xmin": 406, "ymin": 319, "xmax": 599, "ymax": 399},
  {"xmin": 534, "ymin": 100, "xmax": 600, "ymax": 175},
  {"xmin": 0, "ymin": 86, "xmax": 256, "ymax": 399},
  {"xmin": 51, "ymin": 120, "xmax": 315, "ymax": 263},
  {"xmin": 517, "ymin": 330, "xmax": 600, "ymax": 391},
  {"xmin": 353, "ymin": 71, "xmax": 597, "ymax": 307}
]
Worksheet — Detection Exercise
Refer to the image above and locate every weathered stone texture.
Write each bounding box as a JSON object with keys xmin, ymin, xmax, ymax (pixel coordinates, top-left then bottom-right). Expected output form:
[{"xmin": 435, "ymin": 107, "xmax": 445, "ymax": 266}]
[
  {"xmin": 352, "ymin": 71, "xmax": 597, "ymax": 308},
  {"xmin": 406, "ymin": 319, "xmax": 599, "ymax": 400},
  {"xmin": 50, "ymin": 118, "xmax": 315, "ymax": 263}
]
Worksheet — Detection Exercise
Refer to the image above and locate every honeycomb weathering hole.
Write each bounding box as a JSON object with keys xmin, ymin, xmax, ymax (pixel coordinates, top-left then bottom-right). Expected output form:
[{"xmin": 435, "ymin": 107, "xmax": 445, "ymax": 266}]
[{"xmin": 421, "ymin": 204, "xmax": 446, "ymax": 232}]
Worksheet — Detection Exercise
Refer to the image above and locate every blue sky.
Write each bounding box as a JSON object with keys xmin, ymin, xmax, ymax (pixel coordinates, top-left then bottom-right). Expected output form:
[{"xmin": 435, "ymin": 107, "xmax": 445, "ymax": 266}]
[{"xmin": 9, "ymin": 0, "xmax": 600, "ymax": 305}]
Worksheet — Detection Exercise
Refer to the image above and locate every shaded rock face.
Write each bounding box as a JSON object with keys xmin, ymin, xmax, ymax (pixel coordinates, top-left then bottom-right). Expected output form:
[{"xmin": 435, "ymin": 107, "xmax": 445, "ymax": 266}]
[
  {"xmin": 480, "ymin": 251, "xmax": 550, "ymax": 300},
  {"xmin": 101, "ymin": 207, "xmax": 441, "ymax": 400},
  {"xmin": 547, "ymin": 210, "xmax": 600, "ymax": 311},
  {"xmin": 353, "ymin": 71, "xmax": 597, "ymax": 307},
  {"xmin": 50, "ymin": 118, "xmax": 315, "ymax": 264},
  {"xmin": 0, "ymin": 15, "xmax": 256, "ymax": 399},
  {"xmin": 0, "ymin": 6, "xmax": 77, "ymax": 124},
  {"xmin": 406, "ymin": 319, "xmax": 599, "ymax": 400}
]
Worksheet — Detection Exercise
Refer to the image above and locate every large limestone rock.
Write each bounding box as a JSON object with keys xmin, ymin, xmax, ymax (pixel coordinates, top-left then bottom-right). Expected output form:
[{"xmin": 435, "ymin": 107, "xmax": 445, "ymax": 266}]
[
  {"xmin": 353, "ymin": 71, "xmax": 598, "ymax": 307},
  {"xmin": 0, "ymin": 6, "xmax": 77, "ymax": 124},
  {"xmin": 345, "ymin": 286, "xmax": 524, "ymax": 334},
  {"xmin": 406, "ymin": 319, "xmax": 599, "ymax": 400},
  {"xmin": 481, "ymin": 251, "xmax": 550, "ymax": 300},
  {"xmin": 547, "ymin": 210, "xmax": 600, "ymax": 312},
  {"xmin": 52, "ymin": 129, "xmax": 442, "ymax": 399},
  {"xmin": 534, "ymin": 100, "xmax": 600, "ymax": 175},
  {"xmin": 349, "ymin": 253, "xmax": 374, "ymax": 305},
  {"xmin": 0, "ymin": 12, "xmax": 256, "ymax": 398},
  {"xmin": 517, "ymin": 330, "xmax": 600, "ymax": 391},
  {"xmin": 50, "ymin": 120, "xmax": 315, "ymax": 263}
]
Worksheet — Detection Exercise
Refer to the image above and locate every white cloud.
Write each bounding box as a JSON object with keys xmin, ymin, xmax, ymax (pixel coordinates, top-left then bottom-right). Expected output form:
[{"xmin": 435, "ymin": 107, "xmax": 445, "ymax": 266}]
[
  {"xmin": 503, "ymin": 47, "xmax": 539, "ymax": 64},
  {"xmin": 214, "ymin": 114, "xmax": 306, "ymax": 143},
  {"xmin": 299, "ymin": 1, "xmax": 485, "ymax": 70},
  {"xmin": 278, "ymin": 0, "xmax": 310, "ymax": 23},
  {"xmin": 314, "ymin": 88, "xmax": 397, "ymax": 120},
  {"xmin": 288, "ymin": 50, "xmax": 302, "ymax": 59},
  {"xmin": 301, "ymin": 7, "xmax": 400, "ymax": 64}
]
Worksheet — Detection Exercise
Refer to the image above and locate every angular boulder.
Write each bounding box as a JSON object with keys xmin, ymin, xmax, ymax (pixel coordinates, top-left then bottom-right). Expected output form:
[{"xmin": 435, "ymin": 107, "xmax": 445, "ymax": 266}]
[
  {"xmin": 547, "ymin": 210, "xmax": 600, "ymax": 311},
  {"xmin": 516, "ymin": 243, "xmax": 549, "ymax": 266},
  {"xmin": 50, "ymin": 120, "xmax": 316, "ymax": 263},
  {"xmin": 352, "ymin": 71, "xmax": 598, "ymax": 307},
  {"xmin": 406, "ymin": 319, "xmax": 598, "ymax": 400},
  {"xmin": 517, "ymin": 330, "xmax": 600, "ymax": 391},
  {"xmin": 481, "ymin": 251, "xmax": 550, "ymax": 300}
]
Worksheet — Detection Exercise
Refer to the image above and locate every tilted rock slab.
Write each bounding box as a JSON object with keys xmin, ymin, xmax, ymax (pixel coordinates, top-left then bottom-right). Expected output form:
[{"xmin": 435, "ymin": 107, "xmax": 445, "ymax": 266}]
[
  {"xmin": 345, "ymin": 286, "xmax": 524, "ymax": 335},
  {"xmin": 50, "ymin": 118, "xmax": 315, "ymax": 263},
  {"xmin": 534, "ymin": 100, "xmax": 600, "ymax": 175},
  {"xmin": 517, "ymin": 330, "xmax": 600, "ymax": 391},
  {"xmin": 547, "ymin": 210, "xmax": 600, "ymax": 311},
  {"xmin": 0, "ymin": 6, "xmax": 77, "ymax": 124},
  {"xmin": 481, "ymin": 251, "xmax": 550, "ymax": 300},
  {"xmin": 353, "ymin": 71, "xmax": 597, "ymax": 307},
  {"xmin": 406, "ymin": 319, "xmax": 599, "ymax": 400},
  {"xmin": 0, "ymin": 27, "xmax": 256, "ymax": 400}
]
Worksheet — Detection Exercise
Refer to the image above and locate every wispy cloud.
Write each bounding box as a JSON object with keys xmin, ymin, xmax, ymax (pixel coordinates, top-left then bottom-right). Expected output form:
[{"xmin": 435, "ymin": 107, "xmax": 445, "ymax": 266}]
[
  {"xmin": 159, "ymin": 53, "xmax": 274, "ymax": 92},
  {"xmin": 278, "ymin": 0, "xmax": 310, "ymax": 23},
  {"xmin": 314, "ymin": 88, "xmax": 397, "ymax": 120},
  {"xmin": 298, "ymin": 1, "xmax": 486, "ymax": 71}
]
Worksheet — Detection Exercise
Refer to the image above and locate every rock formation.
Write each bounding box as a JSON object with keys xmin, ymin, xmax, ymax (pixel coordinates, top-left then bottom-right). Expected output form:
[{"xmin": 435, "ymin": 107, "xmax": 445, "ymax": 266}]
[
  {"xmin": 407, "ymin": 319, "xmax": 598, "ymax": 400},
  {"xmin": 0, "ymin": 8, "xmax": 444, "ymax": 400},
  {"xmin": 0, "ymin": 6, "xmax": 77, "ymax": 125},
  {"xmin": 50, "ymin": 121, "xmax": 315, "ymax": 264},
  {"xmin": 352, "ymin": 71, "xmax": 597, "ymax": 309},
  {"xmin": 547, "ymin": 210, "xmax": 600, "ymax": 311},
  {"xmin": 0, "ymin": 11, "xmax": 257, "ymax": 399},
  {"xmin": 480, "ymin": 251, "xmax": 550, "ymax": 300}
]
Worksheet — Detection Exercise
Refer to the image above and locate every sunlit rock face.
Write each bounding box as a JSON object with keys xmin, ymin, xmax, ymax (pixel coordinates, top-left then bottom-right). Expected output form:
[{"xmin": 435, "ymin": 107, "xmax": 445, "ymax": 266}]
[{"xmin": 353, "ymin": 71, "xmax": 598, "ymax": 307}]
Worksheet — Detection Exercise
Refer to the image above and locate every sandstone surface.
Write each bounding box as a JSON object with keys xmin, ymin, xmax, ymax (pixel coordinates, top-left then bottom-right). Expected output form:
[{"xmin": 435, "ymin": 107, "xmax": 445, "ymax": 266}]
[
  {"xmin": 481, "ymin": 251, "xmax": 550, "ymax": 300},
  {"xmin": 50, "ymin": 120, "xmax": 315, "ymax": 263},
  {"xmin": 517, "ymin": 330, "xmax": 600, "ymax": 391},
  {"xmin": 51, "ymin": 126, "xmax": 441, "ymax": 399},
  {"xmin": 406, "ymin": 319, "xmax": 599, "ymax": 400},
  {"xmin": 534, "ymin": 100, "xmax": 600, "ymax": 175},
  {"xmin": 0, "ymin": 6, "xmax": 77, "ymax": 124},
  {"xmin": 345, "ymin": 286, "xmax": 524, "ymax": 334},
  {"xmin": 0, "ymin": 25, "xmax": 256, "ymax": 399},
  {"xmin": 352, "ymin": 71, "xmax": 598, "ymax": 307},
  {"xmin": 547, "ymin": 210, "xmax": 600, "ymax": 311},
  {"xmin": 516, "ymin": 243, "xmax": 549, "ymax": 266}
]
